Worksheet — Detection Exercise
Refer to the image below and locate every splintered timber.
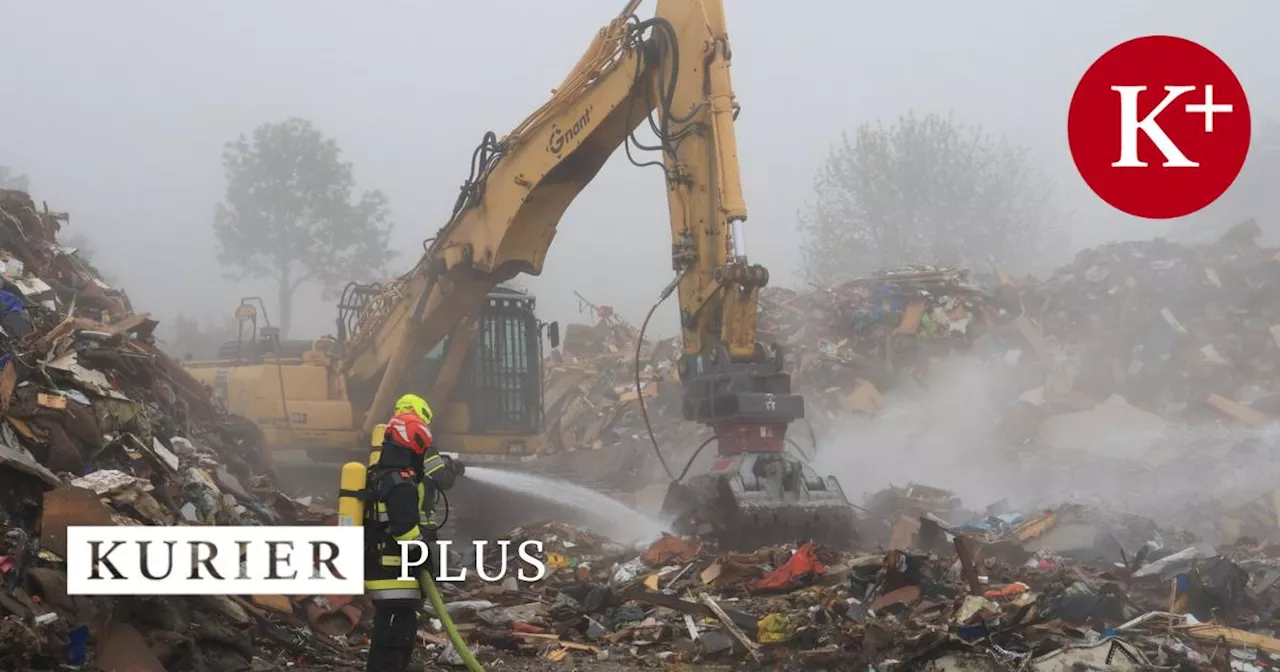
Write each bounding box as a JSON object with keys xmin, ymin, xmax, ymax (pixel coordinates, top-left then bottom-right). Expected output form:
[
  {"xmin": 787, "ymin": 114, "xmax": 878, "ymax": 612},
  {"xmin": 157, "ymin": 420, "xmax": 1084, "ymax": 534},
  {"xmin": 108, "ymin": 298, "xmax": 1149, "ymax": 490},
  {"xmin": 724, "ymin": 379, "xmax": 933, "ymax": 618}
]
[{"xmin": 65, "ymin": 526, "xmax": 551, "ymax": 595}]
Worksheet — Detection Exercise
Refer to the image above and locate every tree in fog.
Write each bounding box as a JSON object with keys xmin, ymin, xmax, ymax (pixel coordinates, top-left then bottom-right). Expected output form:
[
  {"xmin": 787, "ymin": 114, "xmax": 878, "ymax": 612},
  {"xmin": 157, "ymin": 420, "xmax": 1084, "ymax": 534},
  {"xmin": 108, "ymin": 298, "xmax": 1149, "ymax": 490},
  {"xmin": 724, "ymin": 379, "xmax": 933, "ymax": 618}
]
[
  {"xmin": 0, "ymin": 165, "xmax": 30, "ymax": 191},
  {"xmin": 798, "ymin": 112, "xmax": 1066, "ymax": 285},
  {"xmin": 213, "ymin": 118, "xmax": 394, "ymax": 337}
]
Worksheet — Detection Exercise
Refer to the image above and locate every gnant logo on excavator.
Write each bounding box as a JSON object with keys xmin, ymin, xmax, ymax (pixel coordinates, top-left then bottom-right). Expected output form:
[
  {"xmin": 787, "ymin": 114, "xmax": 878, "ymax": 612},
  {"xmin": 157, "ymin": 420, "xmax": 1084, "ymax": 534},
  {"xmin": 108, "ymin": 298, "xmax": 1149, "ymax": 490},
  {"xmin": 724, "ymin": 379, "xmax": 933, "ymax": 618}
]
[{"xmin": 547, "ymin": 105, "xmax": 594, "ymax": 155}]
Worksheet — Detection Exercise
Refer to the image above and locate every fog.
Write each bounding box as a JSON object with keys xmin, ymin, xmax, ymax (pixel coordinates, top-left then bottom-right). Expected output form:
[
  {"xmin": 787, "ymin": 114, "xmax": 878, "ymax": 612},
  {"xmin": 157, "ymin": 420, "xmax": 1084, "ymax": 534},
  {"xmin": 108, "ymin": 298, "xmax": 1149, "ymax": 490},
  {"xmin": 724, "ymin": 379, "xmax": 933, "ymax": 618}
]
[{"xmin": 1, "ymin": 0, "xmax": 1277, "ymax": 340}]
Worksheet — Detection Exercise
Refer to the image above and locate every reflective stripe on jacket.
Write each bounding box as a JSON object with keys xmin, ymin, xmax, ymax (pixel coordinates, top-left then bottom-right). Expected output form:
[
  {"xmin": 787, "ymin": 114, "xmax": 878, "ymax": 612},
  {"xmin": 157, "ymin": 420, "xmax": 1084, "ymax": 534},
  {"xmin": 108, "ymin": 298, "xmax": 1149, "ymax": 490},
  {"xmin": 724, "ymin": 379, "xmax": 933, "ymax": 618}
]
[{"xmin": 363, "ymin": 468, "xmax": 427, "ymax": 601}]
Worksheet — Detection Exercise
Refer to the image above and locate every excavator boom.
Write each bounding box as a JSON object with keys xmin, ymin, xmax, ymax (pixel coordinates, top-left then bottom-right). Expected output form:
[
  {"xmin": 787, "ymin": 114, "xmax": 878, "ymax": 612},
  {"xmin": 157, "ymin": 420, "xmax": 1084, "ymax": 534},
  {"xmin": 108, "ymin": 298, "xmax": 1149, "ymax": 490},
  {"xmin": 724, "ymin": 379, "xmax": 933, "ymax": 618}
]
[{"xmin": 334, "ymin": 0, "xmax": 856, "ymax": 549}]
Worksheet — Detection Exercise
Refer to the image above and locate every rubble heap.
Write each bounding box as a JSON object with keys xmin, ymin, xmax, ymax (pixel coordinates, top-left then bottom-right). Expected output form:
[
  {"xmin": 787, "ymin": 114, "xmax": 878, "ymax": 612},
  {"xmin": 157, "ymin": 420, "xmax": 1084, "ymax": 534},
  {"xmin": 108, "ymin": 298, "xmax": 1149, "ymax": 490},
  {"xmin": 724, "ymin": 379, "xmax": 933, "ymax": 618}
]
[
  {"xmin": 999, "ymin": 218, "xmax": 1280, "ymax": 425},
  {"xmin": 543, "ymin": 299, "xmax": 681, "ymax": 458},
  {"xmin": 422, "ymin": 500, "xmax": 1280, "ymax": 671},
  {"xmin": 758, "ymin": 265, "xmax": 993, "ymax": 423},
  {"xmin": 0, "ymin": 191, "xmax": 355, "ymax": 671},
  {"xmin": 541, "ymin": 224, "xmax": 1280, "ymax": 507},
  {"xmin": 507, "ymin": 223, "xmax": 1280, "ymax": 669},
  {"xmin": 538, "ymin": 267, "xmax": 996, "ymax": 483}
]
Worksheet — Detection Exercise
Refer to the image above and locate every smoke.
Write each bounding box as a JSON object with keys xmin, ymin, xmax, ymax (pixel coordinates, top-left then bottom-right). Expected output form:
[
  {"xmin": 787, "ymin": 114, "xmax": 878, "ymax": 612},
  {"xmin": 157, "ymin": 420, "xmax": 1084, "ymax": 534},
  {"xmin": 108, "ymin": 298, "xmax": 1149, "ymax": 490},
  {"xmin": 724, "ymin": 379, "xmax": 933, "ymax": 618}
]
[
  {"xmin": 812, "ymin": 356, "xmax": 1027, "ymax": 511},
  {"xmin": 811, "ymin": 353, "xmax": 1280, "ymax": 543}
]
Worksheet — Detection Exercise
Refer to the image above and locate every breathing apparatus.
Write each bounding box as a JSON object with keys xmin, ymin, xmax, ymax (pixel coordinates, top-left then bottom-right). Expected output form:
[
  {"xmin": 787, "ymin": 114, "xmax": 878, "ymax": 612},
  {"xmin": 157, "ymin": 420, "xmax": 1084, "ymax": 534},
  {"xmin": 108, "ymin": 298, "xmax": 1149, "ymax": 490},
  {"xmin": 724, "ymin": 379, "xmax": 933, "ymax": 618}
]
[
  {"xmin": 335, "ymin": 423, "xmax": 389, "ymax": 527},
  {"xmin": 337, "ymin": 423, "xmax": 455, "ymax": 533}
]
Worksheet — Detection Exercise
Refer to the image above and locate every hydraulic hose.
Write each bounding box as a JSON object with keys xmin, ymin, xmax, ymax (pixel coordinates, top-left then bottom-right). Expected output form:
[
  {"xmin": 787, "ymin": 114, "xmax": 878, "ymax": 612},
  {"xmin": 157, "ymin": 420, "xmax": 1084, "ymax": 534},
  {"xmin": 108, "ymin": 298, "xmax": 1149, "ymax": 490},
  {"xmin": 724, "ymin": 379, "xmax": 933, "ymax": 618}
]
[
  {"xmin": 635, "ymin": 272, "xmax": 687, "ymax": 483},
  {"xmin": 676, "ymin": 435, "xmax": 715, "ymax": 481},
  {"xmin": 420, "ymin": 570, "xmax": 484, "ymax": 672}
]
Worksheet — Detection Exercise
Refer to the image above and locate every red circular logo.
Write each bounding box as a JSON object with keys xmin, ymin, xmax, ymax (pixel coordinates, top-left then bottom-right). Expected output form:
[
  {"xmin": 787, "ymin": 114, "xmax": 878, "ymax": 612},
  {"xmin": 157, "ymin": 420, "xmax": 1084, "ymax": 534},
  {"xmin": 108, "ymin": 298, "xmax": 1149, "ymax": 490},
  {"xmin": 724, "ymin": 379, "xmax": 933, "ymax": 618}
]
[{"xmin": 1068, "ymin": 35, "xmax": 1251, "ymax": 220}]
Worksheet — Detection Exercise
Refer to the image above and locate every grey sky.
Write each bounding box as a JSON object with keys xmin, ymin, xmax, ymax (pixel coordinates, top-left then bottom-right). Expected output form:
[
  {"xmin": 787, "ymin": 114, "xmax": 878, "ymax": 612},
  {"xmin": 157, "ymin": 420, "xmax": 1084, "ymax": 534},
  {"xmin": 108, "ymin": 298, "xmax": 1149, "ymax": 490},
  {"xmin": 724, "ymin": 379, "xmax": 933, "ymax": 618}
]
[{"xmin": 2, "ymin": 0, "xmax": 1274, "ymax": 340}]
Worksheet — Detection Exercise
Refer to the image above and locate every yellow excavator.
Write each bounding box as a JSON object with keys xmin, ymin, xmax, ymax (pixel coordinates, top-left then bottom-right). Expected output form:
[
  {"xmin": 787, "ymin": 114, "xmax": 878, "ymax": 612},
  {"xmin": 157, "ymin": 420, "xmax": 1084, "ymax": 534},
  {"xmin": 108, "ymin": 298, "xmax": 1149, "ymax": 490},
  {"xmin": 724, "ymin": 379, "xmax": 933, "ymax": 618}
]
[{"xmin": 184, "ymin": 0, "xmax": 855, "ymax": 550}]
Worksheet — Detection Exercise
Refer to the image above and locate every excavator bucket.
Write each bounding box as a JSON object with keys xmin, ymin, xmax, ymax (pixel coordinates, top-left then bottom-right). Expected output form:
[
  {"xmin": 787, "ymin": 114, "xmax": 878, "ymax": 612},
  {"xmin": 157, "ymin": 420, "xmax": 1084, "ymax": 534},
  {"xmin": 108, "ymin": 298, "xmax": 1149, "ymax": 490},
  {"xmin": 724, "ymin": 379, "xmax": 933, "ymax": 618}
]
[{"xmin": 659, "ymin": 451, "xmax": 857, "ymax": 552}]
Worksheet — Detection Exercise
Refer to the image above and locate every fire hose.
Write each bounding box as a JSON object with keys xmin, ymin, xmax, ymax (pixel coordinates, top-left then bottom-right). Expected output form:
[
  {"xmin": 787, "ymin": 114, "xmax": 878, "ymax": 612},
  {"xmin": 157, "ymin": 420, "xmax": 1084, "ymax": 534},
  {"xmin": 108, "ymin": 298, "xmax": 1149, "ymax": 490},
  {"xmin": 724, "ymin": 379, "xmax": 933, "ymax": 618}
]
[
  {"xmin": 419, "ymin": 456, "xmax": 482, "ymax": 671},
  {"xmin": 419, "ymin": 570, "xmax": 484, "ymax": 672}
]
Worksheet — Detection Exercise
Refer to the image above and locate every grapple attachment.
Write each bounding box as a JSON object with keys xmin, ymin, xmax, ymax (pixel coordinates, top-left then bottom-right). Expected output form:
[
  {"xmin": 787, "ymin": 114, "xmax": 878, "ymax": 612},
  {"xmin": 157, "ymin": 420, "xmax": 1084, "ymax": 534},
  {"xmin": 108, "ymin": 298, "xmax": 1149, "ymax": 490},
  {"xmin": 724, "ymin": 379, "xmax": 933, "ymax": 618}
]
[{"xmin": 660, "ymin": 452, "xmax": 857, "ymax": 551}]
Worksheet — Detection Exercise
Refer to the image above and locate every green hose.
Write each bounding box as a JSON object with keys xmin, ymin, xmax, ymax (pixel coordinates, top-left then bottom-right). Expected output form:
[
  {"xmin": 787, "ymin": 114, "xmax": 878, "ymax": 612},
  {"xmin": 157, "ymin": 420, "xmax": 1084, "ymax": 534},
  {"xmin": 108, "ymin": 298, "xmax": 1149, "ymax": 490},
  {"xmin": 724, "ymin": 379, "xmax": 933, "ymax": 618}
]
[{"xmin": 419, "ymin": 571, "xmax": 485, "ymax": 672}]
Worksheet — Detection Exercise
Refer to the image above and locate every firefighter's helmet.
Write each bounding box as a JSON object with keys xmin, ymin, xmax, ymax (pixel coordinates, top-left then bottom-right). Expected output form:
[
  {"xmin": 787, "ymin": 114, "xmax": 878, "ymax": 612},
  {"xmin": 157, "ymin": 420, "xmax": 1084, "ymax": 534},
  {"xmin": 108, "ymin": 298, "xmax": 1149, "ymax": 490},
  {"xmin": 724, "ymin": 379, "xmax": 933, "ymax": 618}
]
[
  {"xmin": 384, "ymin": 413, "xmax": 432, "ymax": 455},
  {"xmin": 394, "ymin": 393, "xmax": 433, "ymax": 424}
]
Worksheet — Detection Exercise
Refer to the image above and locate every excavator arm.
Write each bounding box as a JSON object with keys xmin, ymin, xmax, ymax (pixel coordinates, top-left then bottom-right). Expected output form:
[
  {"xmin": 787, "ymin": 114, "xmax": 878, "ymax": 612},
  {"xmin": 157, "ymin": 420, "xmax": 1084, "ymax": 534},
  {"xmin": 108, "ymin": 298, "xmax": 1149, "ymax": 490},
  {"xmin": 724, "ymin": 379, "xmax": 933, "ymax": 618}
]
[{"xmin": 341, "ymin": 0, "xmax": 854, "ymax": 549}]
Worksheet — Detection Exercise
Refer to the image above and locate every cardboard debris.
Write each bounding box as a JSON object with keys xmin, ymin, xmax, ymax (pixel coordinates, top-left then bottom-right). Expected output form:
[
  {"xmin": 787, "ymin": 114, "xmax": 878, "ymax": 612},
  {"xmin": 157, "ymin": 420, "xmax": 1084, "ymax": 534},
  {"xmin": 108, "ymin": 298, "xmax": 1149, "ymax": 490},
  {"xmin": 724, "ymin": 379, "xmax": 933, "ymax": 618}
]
[
  {"xmin": 0, "ymin": 190, "xmax": 343, "ymax": 671},
  {"xmin": 427, "ymin": 502, "xmax": 1280, "ymax": 671}
]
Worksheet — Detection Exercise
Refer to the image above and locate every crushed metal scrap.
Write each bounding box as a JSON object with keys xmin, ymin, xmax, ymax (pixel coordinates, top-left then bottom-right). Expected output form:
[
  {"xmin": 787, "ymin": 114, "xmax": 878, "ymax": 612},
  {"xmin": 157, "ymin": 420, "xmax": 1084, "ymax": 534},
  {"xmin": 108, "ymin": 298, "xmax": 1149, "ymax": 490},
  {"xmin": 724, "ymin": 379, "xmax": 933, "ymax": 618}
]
[{"xmin": 0, "ymin": 190, "xmax": 362, "ymax": 671}]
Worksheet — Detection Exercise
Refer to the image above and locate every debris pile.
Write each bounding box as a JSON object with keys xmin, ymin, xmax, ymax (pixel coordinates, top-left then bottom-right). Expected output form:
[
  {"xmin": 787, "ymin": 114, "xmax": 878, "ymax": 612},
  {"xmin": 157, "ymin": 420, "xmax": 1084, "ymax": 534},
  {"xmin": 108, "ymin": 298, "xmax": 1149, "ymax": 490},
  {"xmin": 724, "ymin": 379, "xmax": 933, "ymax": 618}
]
[
  {"xmin": 933, "ymin": 220, "xmax": 1280, "ymax": 540},
  {"xmin": 758, "ymin": 266, "xmax": 993, "ymax": 419},
  {"xmin": 994, "ymin": 219, "xmax": 1280, "ymax": 427},
  {"xmin": 552, "ymin": 223, "xmax": 1280, "ymax": 517},
  {"xmin": 422, "ymin": 505, "xmax": 1280, "ymax": 670},
  {"xmin": 0, "ymin": 190, "xmax": 355, "ymax": 671},
  {"xmin": 539, "ymin": 268, "xmax": 996, "ymax": 483},
  {"xmin": 475, "ymin": 219, "xmax": 1280, "ymax": 669},
  {"xmin": 537, "ymin": 295, "xmax": 700, "ymax": 498}
]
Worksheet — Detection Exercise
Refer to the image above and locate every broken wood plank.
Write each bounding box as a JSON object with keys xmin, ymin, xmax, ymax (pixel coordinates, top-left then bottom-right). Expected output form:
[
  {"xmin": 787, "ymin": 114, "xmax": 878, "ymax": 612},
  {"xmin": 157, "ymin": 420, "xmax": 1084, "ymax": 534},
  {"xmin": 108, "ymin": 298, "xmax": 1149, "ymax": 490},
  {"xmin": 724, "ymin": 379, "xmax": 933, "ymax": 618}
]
[
  {"xmin": 1179, "ymin": 624, "xmax": 1280, "ymax": 654},
  {"xmin": 511, "ymin": 632, "xmax": 601, "ymax": 653},
  {"xmin": 105, "ymin": 313, "xmax": 154, "ymax": 337},
  {"xmin": 896, "ymin": 300, "xmax": 926, "ymax": 335},
  {"xmin": 700, "ymin": 593, "xmax": 761, "ymax": 661},
  {"xmin": 954, "ymin": 535, "xmax": 984, "ymax": 595},
  {"xmin": 621, "ymin": 588, "xmax": 757, "ymax": 633},
  {"xmin": 1206, "ymin": 393, "xmax": 1269, "ymax": 426}
]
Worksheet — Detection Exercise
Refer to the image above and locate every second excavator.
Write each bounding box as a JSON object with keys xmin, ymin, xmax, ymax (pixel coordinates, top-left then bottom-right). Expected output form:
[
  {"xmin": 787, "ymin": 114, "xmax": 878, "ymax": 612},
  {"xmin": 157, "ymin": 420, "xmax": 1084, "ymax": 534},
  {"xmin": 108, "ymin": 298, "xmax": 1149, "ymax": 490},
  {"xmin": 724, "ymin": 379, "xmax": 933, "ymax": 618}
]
[{"xmin": 188, "ymin": 0, "xmax": 857, "ymax": 550}]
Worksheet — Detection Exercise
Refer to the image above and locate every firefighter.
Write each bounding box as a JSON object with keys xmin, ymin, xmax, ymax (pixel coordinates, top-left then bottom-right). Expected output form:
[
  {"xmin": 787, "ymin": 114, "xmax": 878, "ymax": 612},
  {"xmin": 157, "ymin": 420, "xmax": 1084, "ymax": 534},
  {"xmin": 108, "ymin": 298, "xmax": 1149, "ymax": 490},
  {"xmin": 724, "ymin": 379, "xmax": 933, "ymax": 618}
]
[{"xmin": 364, "ymin": 393, "xmax": 464, "ymax": 672}]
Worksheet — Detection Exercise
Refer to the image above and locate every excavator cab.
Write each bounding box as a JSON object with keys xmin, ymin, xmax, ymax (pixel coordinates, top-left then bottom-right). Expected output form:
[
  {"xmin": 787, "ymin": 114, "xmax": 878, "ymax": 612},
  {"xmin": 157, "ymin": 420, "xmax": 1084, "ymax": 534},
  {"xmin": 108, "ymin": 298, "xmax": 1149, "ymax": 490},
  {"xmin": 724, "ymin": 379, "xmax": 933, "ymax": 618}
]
[
  {"xmin": 456, "ymin": 287, "xmax": 549, "ymax": 436},
  {"xmin": 337, "ymin": 282, "xmax": 555, "ymax": 459}
]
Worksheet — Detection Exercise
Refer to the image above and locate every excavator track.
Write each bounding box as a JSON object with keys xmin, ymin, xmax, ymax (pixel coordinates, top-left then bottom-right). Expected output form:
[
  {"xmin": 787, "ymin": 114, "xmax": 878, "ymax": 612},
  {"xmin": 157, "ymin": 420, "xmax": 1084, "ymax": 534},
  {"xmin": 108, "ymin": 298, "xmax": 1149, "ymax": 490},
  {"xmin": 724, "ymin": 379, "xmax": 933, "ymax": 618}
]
[{"xmin": 660, "ymin": 452, "xmax": 858, "ymax": 552}]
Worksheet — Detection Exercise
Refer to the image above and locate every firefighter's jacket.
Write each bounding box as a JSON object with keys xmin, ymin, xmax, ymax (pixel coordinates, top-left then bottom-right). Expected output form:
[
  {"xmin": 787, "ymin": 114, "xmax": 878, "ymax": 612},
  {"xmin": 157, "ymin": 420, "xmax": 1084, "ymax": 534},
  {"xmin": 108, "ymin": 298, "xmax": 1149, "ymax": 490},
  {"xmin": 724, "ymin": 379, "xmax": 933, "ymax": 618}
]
[{"xmin": 363, "ymin": 445, "xmax": 456, "ymax": 601}]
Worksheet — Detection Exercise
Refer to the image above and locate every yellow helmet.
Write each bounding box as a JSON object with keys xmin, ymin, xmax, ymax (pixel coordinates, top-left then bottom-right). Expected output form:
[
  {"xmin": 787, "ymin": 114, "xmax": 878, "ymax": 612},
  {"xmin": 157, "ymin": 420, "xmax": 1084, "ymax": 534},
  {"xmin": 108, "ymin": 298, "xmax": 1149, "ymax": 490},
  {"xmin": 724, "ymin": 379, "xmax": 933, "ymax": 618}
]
[{"xmin": 394, "ymin": 393, "xmax": 433, "ymax": 424}]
